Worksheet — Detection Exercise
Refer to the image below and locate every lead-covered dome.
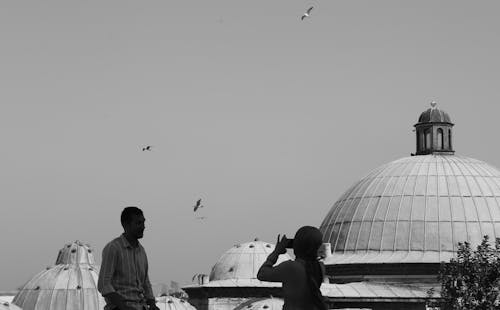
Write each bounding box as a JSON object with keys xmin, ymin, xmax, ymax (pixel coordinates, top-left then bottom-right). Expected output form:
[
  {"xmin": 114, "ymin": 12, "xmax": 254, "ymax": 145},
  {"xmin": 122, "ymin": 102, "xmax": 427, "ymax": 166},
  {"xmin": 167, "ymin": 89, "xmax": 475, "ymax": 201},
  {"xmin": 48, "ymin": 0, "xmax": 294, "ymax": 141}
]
[
  {"xmin": 55, "ymin": 241, "xmax": 96, "ymax": 265},
  {"xmin": 0, "ymin": 301, "xmax": 22, "ymax": 310},
  {"xmin": 234, "ymin": 297, "xmax": 284, "ymax": 310},
  {"xmin": 320, "ymin": 155, "xmax": 500, "ymax": 265},
  {"xmin": 13, "ymin": 241, "xmax": 105, "ymax": 310},
  {"xmin": 209, "ymin": 239, "xmax": 291, "ymax": 281},
  {"xmin": 155, "ymin": 296, "xmax": 196, "ymax": 310},
  {"xmin": 417, "ymin": 102, "xmax": 452, "ymax": 124}
]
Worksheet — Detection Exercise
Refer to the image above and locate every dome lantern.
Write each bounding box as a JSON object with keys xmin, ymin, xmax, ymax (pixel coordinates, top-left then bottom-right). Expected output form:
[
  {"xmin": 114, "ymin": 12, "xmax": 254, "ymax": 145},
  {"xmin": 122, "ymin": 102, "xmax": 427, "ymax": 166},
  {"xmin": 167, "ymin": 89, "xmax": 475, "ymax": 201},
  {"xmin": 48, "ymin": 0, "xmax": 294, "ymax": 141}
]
[{"xmin": 414, "ymin": 101, "xmax": 454, "ymax": 155}]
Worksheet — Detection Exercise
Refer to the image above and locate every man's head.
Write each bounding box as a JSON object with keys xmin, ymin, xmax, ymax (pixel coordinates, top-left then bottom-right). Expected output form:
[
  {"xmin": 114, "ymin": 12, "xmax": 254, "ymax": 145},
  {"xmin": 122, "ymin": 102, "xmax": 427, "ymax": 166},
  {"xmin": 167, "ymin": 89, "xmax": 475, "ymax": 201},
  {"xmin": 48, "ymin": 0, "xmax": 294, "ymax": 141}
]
[{"xmin": 121, "ymin": 206, "xmax": 145, "ymax": 239}]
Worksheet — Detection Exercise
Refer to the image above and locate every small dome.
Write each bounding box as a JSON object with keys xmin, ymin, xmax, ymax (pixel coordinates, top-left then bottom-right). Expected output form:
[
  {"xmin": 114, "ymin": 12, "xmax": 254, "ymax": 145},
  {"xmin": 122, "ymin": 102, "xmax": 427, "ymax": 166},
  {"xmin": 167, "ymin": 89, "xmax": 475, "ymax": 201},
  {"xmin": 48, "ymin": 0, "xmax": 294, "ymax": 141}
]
[
  {"xmin": 55, "ymin": 241, "xmax": 96, "ymax": 265},
  {"xmin": 209, "ymin": 240, "xmax": 291, "ymax": 281},
  {"xmin": 13, "ymin": 241, "xmax": 104, "ymax": 310},
  {"xmin": 155, "ymin": 296, "xmax": 196, "ymax": 310},
  {"xmin": 234, "ymin": 297, "xmax": 284, "ymax": 310},
  {"xmin": 417, "ymin": 102, "xmax": 452, "ymax": 124},
  {"xmin": 0, "ymin": 301, "xmax": 22, "ymax": 310}
]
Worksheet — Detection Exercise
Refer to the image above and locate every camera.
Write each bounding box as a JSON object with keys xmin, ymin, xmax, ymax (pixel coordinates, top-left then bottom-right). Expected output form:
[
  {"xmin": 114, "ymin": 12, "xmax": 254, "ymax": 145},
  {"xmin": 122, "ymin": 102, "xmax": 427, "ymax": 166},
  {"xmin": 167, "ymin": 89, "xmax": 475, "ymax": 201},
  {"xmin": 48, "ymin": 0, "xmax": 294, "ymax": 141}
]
[{"xmin": 285, "ymin": 238, "xmax": 294, "ymax": 248}]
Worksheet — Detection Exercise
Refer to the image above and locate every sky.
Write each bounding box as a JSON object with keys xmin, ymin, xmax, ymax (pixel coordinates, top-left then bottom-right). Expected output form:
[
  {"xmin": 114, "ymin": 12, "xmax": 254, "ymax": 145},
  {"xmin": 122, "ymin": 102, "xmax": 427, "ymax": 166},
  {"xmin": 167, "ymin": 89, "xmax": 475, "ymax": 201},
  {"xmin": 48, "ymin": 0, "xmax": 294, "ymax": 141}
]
[{"xmin": 1, "ymin": 0, "xmax": 500, "ymax": 291}]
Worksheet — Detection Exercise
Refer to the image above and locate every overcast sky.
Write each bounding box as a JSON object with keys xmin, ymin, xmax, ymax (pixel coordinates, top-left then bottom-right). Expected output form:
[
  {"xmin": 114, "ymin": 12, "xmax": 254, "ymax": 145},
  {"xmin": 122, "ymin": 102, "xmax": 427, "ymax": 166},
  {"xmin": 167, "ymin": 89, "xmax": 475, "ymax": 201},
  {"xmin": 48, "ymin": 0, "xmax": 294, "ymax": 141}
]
[{"xmin": 1, "ymin": 0, "xmax": 500, "ymax": 291}]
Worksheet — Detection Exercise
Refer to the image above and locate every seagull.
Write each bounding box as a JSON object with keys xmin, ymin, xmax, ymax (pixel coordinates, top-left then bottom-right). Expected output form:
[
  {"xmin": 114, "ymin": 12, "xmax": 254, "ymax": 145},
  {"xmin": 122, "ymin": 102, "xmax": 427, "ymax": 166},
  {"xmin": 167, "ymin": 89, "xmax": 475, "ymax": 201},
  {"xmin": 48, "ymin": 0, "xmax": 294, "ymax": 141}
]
[
  {"xmin": 142, "ymin": 145, "xmax": 153, "ymax": 151},
  {"xmin": 301, "ymin": 6, "xmax": 313, "ymax": 20},
  {"xmin": 196, "ymin": 216, "xmax": 207, "ymax": 220},
  {"xmin": 193, "ymin": 199, "xmax": 203, "ymax": 212}
]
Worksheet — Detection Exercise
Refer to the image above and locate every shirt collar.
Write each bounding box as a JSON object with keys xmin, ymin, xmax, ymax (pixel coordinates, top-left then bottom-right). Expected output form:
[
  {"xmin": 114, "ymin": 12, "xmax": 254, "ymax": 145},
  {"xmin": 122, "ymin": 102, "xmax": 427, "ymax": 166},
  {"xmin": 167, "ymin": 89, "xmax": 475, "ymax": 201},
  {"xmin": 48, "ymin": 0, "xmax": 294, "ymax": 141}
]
[{"xmin": 120, "ymin": 233, "xmax": 140, "ymax": 249}]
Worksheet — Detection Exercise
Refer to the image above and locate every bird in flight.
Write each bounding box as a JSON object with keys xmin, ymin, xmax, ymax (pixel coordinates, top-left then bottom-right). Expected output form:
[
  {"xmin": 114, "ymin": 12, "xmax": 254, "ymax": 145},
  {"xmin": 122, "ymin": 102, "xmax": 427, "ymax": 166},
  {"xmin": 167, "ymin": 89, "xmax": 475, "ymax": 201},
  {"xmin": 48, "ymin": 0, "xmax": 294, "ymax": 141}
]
[
  {"xmin": 193, "ymin": 199, "xmax": 204, "ymax": 212},
  {"xmin": 301, "ymin": 6, "xmax": 313, "ymax": 20},
  {"xmin": 142, "ymin": 145, "xmax": 153, "ymax": 151}
]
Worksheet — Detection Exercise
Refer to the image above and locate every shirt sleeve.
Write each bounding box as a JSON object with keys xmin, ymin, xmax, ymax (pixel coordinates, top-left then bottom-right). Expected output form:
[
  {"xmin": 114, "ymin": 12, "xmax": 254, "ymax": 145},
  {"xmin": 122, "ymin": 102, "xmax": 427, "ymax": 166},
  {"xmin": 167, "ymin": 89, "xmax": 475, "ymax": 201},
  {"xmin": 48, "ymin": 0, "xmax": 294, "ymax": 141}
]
[
  {"xmin": 98, "ymin": 243, "xmax": 117, "ymax": 296},
  {"xmin": 257, "ymin": 260, "xmax": 292, "ymax": 283},
  {"xmin": 143, "ymin": 251, "xmax": 155, "ymax": 300}
]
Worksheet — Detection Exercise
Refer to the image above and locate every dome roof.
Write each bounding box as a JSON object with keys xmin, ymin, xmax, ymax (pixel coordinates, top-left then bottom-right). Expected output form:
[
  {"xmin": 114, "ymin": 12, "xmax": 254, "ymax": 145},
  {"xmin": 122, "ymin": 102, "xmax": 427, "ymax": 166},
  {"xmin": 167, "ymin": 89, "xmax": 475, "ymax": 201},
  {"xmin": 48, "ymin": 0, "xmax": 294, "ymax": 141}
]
[
  {"xmin": 320, "ymin": 155, "xmax": 500, "ymax": 264},
  {"xmin": 13, "ymin": 241, "xmax": 104, "ymax": 310},
  {"xmin": 209, "ymin": 239, "xmax": 291, "ymax": 281},
  {"xmin": 13, "ymin": 264, "xmax": 105, "ymax": 310},
  {"xmin": 55, "ymin": 241, "xmax": 96, "ymax": 265},
  {"xmin": 155, "ymin": 296, "xmax": 196, "ymax": 310},
  {"xmin": 234, "ymin": 297, "xmax": 284, "ymax": 310},
  {"xmin": 417, "ymin": 104, "xmax": 452, "ymax": 124},
  {"xmin": 0, "ymin": 301, "xmax": 22, "ymax": 310}
]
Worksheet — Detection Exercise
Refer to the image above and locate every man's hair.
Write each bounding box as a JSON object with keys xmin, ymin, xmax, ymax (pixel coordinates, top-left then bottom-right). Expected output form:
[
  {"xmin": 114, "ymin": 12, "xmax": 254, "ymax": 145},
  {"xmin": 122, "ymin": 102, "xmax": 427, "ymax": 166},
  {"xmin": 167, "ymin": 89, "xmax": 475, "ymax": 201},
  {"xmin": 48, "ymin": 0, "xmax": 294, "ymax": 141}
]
[{"xmin": 121, "ymin": 206, "xmax": 144, "ymax": 226}]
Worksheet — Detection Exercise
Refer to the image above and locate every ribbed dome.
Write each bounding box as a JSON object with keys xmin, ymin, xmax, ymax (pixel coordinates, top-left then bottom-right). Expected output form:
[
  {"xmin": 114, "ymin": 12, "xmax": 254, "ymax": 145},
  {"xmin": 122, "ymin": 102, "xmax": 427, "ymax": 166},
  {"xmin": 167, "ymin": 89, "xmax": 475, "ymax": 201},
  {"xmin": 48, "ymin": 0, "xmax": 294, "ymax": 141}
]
[
  {"xmin": 320, "ymin": 155, "xmax": 500, "ymax": 264},
  {"xmin": 13, "ymin": 241, "xmax": 105, "ymax": 310},
  {"xmin": 234, "ymin": 297, "xmax": 284, "ymax": 310},
  {"xmin": 418, "ymin": 107, "xmax": 452, "ymax": 124},
  {"xmin": 155, "ymin": 296, "xmax": 196, "ymax": 310},
  {"xmin": 209, "ymin": 239, "xmax": 291, "ymax": 281},
  {"xmin": 55, "ymin": 241, "xmax": 96, "ymax": 265},
  {"xmin": 0, "ymin": 301, "xmax": 22, "ymax": 310}
]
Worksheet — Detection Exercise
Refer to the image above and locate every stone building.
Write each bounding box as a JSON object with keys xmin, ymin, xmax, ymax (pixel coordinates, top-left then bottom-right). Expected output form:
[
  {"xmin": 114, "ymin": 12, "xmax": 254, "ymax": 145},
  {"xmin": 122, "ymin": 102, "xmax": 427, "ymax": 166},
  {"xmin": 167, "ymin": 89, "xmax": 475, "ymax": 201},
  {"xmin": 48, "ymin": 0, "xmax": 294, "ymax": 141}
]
[
  {"xmin": 13, "ymin": 241, "xmax": 105, "ymax": 310},
  {"xmin": 183, "ymin": 239, "xmax": 291, "ymax": 310},
  {"xmin": 319, "ymin": 102, "xmax": 500, "ymax": 309}
]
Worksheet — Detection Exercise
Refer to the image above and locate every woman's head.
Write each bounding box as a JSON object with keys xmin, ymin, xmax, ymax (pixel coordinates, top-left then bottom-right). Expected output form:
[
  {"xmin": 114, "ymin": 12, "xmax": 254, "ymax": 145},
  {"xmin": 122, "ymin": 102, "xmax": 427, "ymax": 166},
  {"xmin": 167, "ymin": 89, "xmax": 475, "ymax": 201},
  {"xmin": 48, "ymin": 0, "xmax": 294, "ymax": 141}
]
[{"xmin": 293, "ymin": 226, "xmax": 323, "ymax": 260}]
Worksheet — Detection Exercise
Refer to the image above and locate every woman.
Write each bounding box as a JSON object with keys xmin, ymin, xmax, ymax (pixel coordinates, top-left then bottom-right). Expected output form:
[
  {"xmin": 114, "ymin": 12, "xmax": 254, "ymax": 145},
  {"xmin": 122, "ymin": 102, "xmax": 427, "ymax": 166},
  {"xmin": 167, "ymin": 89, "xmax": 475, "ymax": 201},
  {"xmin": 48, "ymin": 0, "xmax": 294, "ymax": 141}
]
[{"xmin": 257, "ymin": 226, "xmax": 328, "ymax": 310}]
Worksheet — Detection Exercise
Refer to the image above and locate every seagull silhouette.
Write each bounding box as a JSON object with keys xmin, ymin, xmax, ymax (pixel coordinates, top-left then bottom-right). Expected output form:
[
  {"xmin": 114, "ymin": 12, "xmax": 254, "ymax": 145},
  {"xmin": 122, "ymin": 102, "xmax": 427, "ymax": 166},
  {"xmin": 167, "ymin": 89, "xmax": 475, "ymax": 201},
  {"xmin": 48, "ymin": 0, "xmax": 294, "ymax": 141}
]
[
  {"xmin": 301, "ymin": 6, "xmax": 313, "ymax": 20},
  {"xmin": 142, "ymin": 146, "xmax": 152, "ymax": 151},
  {"xmin": 193, "ymin": 199, "xmax": 203, "ymax": 212}
]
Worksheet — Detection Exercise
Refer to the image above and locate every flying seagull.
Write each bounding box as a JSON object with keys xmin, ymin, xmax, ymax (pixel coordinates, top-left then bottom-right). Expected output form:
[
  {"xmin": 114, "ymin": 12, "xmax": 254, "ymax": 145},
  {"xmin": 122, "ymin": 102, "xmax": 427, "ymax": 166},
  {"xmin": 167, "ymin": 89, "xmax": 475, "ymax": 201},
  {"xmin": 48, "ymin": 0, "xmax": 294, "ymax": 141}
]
[
  {"xmin": 142, "ymin": 145, "xmax": 153, "ymax": 151},
  {"xmin": 193, "ymin": 199, "xmax": 203, "ymax": 212},
  {"xmin": 301, "ymin": 6, "xmax": 313, "ymax": 20}
]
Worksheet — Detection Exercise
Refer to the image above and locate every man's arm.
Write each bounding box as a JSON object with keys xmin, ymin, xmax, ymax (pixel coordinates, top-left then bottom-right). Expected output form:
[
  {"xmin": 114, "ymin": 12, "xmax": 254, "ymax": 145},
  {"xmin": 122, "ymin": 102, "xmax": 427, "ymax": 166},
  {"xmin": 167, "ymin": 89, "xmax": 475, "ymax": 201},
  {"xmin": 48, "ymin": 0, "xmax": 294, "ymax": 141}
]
[
  {"xmin": 98, "ymin": 244, "xmax": 129, "ymax": 310},
  {"xmin": 143, "ymin": 253, "xmax": 158, "ymax": 309}
]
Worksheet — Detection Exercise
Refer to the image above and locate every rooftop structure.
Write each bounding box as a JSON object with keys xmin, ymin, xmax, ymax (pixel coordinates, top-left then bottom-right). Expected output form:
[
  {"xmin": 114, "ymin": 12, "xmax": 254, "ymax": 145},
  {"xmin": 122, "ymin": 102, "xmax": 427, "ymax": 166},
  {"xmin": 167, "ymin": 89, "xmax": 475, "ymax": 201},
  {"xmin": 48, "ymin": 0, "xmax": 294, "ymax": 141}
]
[
  {"xmin": 184, "ymin": 238, "xmax": 291, "ymax": 310},
  {"xmin": 13, "ymin": 241, "xmax": 105, "ymax": 310},
  {"xmin": 318, "ymin": 102, "xmax": 499, "ymax": 309}
]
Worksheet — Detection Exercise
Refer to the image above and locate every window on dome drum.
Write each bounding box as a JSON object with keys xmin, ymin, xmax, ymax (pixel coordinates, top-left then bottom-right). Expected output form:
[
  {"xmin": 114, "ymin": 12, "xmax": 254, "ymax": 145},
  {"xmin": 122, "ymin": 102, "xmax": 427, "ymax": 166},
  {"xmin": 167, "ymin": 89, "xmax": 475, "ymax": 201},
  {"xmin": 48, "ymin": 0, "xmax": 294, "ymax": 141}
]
[
  {"xmin": 425, "ymin": 129, "xmax": 431, "ymax": 150},
  {"xmin": 437, "ymin": 128, "xmax": 443, "ymax": 150},
  {"xmin": 449, "ymin": 129, "xmax": 452, "ymax": 149},
  {"xmin": 419, "ymin": 132, "xmax": 424, "ymax": 150}
]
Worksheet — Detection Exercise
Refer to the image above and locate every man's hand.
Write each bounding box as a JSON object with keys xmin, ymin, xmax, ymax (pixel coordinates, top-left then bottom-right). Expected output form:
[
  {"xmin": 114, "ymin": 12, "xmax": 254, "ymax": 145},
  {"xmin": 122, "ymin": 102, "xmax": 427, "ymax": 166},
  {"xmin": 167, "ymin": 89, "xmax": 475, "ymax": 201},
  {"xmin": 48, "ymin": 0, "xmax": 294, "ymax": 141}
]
[
  {"xmin": 147, "ymin": 299, "xmax": 159, "ymax": 310},
  {"xmin": 274, "ymin": 234, "xmax": 288, "ymax": 255}
]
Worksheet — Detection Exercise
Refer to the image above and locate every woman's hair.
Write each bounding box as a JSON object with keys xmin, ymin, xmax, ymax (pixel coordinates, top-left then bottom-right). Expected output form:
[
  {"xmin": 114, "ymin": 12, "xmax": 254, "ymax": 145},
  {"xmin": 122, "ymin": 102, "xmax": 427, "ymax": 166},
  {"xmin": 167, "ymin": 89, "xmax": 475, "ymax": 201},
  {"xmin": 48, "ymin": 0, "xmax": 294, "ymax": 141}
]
[{"xmin": 293, "ymin": 226, "xmax": 327, "ymax": 310}]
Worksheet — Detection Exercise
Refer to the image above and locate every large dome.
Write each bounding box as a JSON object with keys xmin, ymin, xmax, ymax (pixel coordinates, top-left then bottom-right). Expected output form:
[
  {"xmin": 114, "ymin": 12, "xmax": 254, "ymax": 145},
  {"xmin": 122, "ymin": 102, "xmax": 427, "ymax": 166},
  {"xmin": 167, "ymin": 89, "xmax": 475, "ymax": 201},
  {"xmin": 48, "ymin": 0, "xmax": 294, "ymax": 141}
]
[
  {"xmin": 209, "ymin": 239, "xmax": 291, "ymax": 281},
  {"xmin": 320, "ymin": 155, "xmax": 500, "ymax": 265}
]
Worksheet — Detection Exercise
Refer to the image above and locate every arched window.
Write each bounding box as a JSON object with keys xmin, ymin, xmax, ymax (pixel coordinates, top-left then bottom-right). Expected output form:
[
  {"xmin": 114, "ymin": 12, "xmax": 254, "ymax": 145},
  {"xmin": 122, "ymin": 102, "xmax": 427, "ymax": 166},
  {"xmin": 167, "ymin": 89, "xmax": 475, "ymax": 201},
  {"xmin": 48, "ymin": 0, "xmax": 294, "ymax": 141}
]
[
  {"xmin": 425, "ymin": 129, "xmax": 431, "ymax": 150},
  {"xmin": 449, "ymin": 129, "xmax": 452, "ymax": 149},
  {"xmin": 437, "ymin": 128, "xmax": 443, "ymax": 150},
  {"xmin": 419, "ymin": 132, "xmax": 425, "ymax": 151}
]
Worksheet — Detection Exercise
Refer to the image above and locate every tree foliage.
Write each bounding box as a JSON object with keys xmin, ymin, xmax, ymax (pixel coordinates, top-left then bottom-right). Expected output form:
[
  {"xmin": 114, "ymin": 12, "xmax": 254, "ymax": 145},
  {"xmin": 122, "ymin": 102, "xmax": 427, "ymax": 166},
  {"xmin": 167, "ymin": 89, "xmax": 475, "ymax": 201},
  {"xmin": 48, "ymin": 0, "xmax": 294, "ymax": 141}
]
[{"xmin": 435, "ymin": 235, "xmax": 500, "ymax": 310}]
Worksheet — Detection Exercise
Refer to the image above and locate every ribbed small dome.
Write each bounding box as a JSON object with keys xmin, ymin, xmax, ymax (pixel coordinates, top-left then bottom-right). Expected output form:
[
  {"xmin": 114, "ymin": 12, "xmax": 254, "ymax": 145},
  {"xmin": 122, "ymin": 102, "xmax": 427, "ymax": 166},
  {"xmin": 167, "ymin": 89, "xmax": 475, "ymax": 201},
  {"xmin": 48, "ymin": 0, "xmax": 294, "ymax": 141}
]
[
  {"xmin": 209, "ymin": 239, "xmax": 291, "ymax": 281},
  {"xmin": 320, "ymin": 155, "xmax": 500, "ymax": 264},
  {"xmin": 0, "ymin": 301, "xmax": 22, "ymax": 310},
  {"xmin": 417, "ymin": 106, "xmax": 452, "ymax": 124},
  {"xmin": 55, "ymin": 241, "xmax": 96, "ymax": 265},
  {"xmin": 234, "ymin": 297, "xmax": 284, "ymax": 310},
  {"xmin": 13, "ymin": 241, "xmax": 105, "ymax": 310},
  {"xmin": 155, "ymin": 296, "xmax": 196, "ymax": 310}
]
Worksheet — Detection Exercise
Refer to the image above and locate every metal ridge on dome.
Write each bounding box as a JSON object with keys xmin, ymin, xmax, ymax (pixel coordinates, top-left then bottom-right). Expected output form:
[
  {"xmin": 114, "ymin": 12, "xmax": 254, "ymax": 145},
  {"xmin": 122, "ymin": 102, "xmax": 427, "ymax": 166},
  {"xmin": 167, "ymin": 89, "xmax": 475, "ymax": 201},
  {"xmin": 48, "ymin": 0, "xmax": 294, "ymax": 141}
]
[{"xmin": 320, "ymin": 155, "xmax": 500, "ymax": 265}]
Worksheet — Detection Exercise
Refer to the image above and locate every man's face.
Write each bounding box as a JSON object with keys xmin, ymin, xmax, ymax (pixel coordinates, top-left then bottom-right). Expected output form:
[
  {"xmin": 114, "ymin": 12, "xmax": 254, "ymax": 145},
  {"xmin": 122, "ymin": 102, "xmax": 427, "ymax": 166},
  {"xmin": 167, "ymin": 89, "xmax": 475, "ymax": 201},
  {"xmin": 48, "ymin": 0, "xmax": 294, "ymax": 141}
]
[{"xmin": 125, "ymin": 214, "xmax": 146, "ymax": 239}]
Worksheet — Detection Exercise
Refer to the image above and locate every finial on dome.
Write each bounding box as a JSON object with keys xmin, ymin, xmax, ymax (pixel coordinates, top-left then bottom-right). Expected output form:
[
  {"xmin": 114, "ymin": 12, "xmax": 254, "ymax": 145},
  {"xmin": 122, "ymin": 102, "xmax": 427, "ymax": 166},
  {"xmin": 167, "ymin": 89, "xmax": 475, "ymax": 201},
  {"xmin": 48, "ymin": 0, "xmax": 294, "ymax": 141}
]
[
  {"xmin": 430, "ymin": 101, "xmax": 437, "ymax": 108},
  {"xmin": 254, "ymin": 238, "xmax": 259, "ymax": 241}
]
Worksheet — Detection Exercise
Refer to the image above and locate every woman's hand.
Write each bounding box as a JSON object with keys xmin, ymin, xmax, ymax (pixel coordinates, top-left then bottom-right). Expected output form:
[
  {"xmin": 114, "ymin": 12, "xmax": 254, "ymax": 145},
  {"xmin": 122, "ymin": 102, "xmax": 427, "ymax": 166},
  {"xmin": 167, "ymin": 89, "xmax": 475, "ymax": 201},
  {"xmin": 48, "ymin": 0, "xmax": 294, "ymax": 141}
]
[{"xmin": 274, "ymin": 234, "xmax": 289, "ymax": 255}]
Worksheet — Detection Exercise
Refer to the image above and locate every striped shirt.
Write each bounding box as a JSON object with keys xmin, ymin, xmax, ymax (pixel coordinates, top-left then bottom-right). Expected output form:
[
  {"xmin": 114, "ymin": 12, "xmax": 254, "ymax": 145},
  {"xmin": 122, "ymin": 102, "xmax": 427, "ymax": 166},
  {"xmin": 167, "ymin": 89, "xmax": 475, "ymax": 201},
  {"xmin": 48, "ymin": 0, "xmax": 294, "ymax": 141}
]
[{"xmin": 98, "ymin": 234, "xmax": 154, "ymax": 310}]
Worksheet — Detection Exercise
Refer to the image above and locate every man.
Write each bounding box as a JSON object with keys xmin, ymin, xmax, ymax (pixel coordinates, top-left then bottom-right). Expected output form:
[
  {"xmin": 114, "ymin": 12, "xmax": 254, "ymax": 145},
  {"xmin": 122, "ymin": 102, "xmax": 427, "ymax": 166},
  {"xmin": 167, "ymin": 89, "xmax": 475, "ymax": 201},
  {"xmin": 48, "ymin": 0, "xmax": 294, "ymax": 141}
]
[{"xmin": 98, "ymin": 207, "xmax": 160, "ymax": 310}]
